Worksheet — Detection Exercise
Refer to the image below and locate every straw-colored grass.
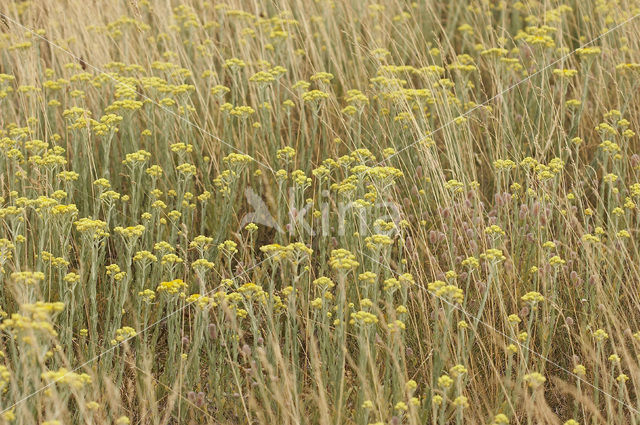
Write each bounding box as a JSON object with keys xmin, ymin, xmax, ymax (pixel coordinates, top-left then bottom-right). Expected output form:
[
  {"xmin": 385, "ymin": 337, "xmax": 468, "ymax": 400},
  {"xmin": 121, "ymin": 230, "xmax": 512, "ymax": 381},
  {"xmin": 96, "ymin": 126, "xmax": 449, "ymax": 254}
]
[{"xmin": 2, "ymin": 0, "xmax": 640, "ymax": 424}]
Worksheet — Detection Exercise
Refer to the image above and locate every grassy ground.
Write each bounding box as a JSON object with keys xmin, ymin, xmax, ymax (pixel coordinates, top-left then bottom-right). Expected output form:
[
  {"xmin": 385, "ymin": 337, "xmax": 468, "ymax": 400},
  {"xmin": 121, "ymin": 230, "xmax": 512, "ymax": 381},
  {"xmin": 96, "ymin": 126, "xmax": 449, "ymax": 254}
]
[{"xmin": 2, "ymin": 0, "xmax": 640, "ymax": 423}]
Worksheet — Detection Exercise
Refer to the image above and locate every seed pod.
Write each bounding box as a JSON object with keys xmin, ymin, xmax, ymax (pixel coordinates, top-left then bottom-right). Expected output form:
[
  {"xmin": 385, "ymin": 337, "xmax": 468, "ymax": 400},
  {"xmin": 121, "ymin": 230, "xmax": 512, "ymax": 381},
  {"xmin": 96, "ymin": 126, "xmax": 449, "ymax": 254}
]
[
  {"xmin": 520, "ymin": 305, "xmax": 530, "ymax": 317},
  {"xmin": 187, "ymin": 391, "xmax": 196, "ymax": 403},
  {"xmin": 405, "ymin": 236, "xmax": 414, "ymax": 251},
  {"xmin": 430, "ymin": 309, "xmax": 437, "ymax": 321},
  {"xmin": 242, "ymin": 344, "xmax": 252, "ymax": 357},
  {"xmin": 570, "ymin": 270, "xmax": 579, "ymax": 283},
  {"xmin": 504, "ymin": 260, "xmax": 513, "ymax": 274},
  {"xmin": 532, "ymin": 201, "xmax": 540, "ymax": 216},
  {"xmin": 208, "ymin": 324, "xmax": 217, "ymax": 340},
  {"xmin": 565, "ymin": 317, "xmax": 574, "ymax": 326},
  {"xmin": 196, "ymin": 392, "xmax": 206, "ymax": 407},
  {"xmin": 468, "ymin": 239, "xmax": 478, "ymax": 252},
  {"xmin": 519, "ymin": 204, "xmax": 529, "ymax": 221}
]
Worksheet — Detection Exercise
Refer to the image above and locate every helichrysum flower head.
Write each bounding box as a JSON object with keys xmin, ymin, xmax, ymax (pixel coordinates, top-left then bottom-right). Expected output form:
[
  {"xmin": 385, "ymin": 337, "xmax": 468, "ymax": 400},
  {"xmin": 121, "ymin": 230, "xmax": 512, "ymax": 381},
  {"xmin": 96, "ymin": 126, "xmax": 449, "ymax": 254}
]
[
  {"xmin": 548, "ymin": 255, "xmax": 565, "ymax": 266},
  {"xmin": 301, "ymin": 89, "xmax": 329, "ymax": 103},
  {"xmin": 507, "ymin": 314, "xmax": 521, "ymax": 325},
  {"xmin": 351, "ymin": 310, "xmax": 378, "ymax": 326},
  {"xmin": 427, "ymin": 280, "xmax": 464, "ymax": 304},
  {"xmin": 156, "ymin": 279, "xmax": 187, "ymax": 295},
  {"xmin": 358, "ymin": 272, "xmax": 377, "ymax": 285},
  {"xmin": 74, "ymin": 218, "xmax": 109, "ymax": 239},
  {"xmin": 11, "ymin": 271, "xmax": 45, "ymax": 285},
  {"xmin": 329, "ymin": 249, "xmax": 359, "ymax": 270},
  {"xmin": 218, "ymin": 240, "xmax": 238, "ymax": 256},
  {"xmin": 437, "ymin": 374, "xmax": 453, "ymax": 389},
  {"xmin": 573, "ymin": 364, "xmax": 586, "ymax": 376},
  {"xmin": 192, "ymin": 259, "xmax": 215, "ymax": 272},
  {"xmin": 313, "ymin": 276, "xmax": 335, "ymax": 289},
  {"xmin": 41, "ymin": 368, "xmax": 92, "ymax": 389},
  {"xmin": 461, "ymin": 256, "xmax": 479, "ymax": 269},
  {"xmin": 114, "ymin": 225, "xmax": 145, "ymax": 240},
  {"xmin": 521, "ymin": 291, "xmax": 544, "ymax": 305},
  {"xmin": 432, "ymin": 395, "xmax": 443, "ymax": 406},
  {"xmin": 450, "ymin": 364, "xmax": 467, "ymax": 378},
  {"xmin": 452, "ymin": 396, "xmax": 468, "ymax": 408},
  {"xmin": 480, "ymin": 249, "xmax": 506, "ymax": 263},
  {"xmin": 189, "ymin": 235, "xmax": 214, "ymax": 250},
  {"xmin": 593, "ymin": 329, "xmax": 609, "ymax": 342},
  {"xmin": 394, "ymin": 401, "xmax": 408, "ymax": 411},
  {"xmin": 492, "ymin": 414, "xmax": 510, "ymax": 424},
  {"xmin": 276, "ymin": 146, "xmax": 296, "ymax": 162},
  {"xmin": 133, "ymin": 250, "xmax": 157, "ymax": 263},
  {"xmin": 523, "ymin": 372, "xmax": 546, "ymax": 388}
]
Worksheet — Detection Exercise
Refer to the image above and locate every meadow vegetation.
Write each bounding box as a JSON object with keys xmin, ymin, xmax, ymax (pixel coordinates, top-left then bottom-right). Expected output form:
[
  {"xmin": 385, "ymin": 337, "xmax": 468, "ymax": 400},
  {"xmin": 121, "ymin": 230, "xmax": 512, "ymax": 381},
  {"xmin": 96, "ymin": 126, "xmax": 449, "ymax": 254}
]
[{"xmin": 2, "ymin": 0, "xmax": 640, "ymax": 423}]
